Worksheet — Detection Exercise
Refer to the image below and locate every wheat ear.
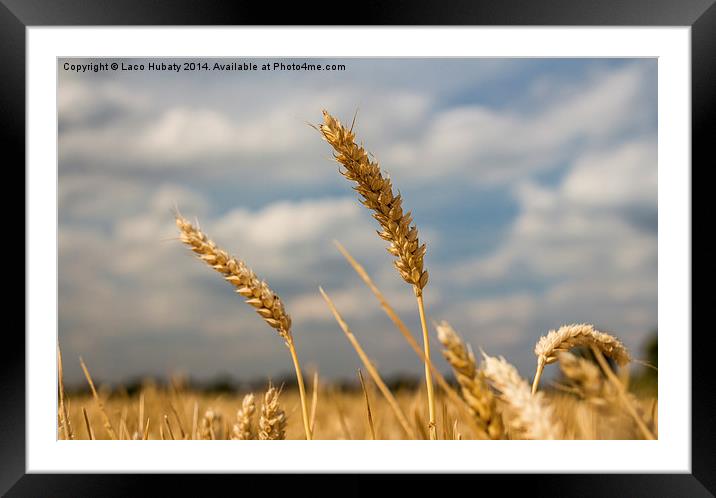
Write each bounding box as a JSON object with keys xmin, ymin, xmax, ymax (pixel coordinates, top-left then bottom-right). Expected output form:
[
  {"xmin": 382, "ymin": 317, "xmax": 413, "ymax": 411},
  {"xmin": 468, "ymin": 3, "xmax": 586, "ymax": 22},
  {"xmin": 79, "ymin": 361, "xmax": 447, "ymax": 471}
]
[
  {"xmin": 318, "ymin": 110, "xmax": 436, "ymax": 439},
  {"xmin": 482, "ymin": 353, "xmax": 562, "ymax": 440},
  {"xmin": 532, "ymin": 323, "xmax": 631, "ymax": 394},
  {"xmin": 231, "ymin": 393, "xmax": 256, "ymax": 440},
  {"xmin": 175, "ymin": 214, "xmax": 312, "ymax": 440},
  {"xmin": 436, "ymin": 321, "xmax": 504, "ymax": 439},
  {"xmin": 259, "ymin": 385, "xmax": 287, "ymax": 440}
]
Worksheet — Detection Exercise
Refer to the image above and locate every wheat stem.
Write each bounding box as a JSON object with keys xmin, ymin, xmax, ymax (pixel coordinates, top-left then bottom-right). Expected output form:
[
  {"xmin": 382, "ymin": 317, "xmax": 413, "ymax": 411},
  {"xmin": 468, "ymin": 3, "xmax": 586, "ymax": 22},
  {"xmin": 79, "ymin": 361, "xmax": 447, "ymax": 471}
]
[
  {"xmin": 79, "ymin": 357, "xmax": 117, "ymax": 440},
  {"xmin": 82, "ymin": 407, "xmax": 94, "ymax": 440},
  {"xmin": 531, "ymin": 357, "xmax": 546, "ymax": 395},
  {"xmin": 57, "ymin": 344, "xmax": 73, "ymax": 440},
  {"xmin": 310, "ymin": 371, "xmax": 319, "ymax": 435},
  {"xmin": 288, "ymin": 338, "xmax": 313, "ymax": 440},
  {"xmin": 591, "ymin": 346, "xmax": 655, "ymax": 440},
  {"xmin": 358, "ymin": 369, "xmax": 376, "ymax": 440},
  {"xmin": 416, "ymin": 291, "xmax": 437, "ymax": 440}
]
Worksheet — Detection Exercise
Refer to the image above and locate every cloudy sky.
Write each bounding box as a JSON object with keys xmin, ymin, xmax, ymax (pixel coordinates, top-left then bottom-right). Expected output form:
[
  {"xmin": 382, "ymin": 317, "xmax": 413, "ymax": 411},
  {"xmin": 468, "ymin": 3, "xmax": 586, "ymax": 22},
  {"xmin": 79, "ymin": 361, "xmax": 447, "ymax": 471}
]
[{"xmin": 58, "ymin": 58, "xmax": 657, "ymax": 386}]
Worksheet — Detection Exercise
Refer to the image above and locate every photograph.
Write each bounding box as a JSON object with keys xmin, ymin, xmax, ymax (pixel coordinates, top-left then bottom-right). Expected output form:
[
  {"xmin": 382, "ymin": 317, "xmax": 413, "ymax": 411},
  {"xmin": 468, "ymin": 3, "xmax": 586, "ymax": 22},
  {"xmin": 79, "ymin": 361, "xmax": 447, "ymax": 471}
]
[{"xmin": 56, "ymin": 56, "xmax": 659, "ymax": 441}]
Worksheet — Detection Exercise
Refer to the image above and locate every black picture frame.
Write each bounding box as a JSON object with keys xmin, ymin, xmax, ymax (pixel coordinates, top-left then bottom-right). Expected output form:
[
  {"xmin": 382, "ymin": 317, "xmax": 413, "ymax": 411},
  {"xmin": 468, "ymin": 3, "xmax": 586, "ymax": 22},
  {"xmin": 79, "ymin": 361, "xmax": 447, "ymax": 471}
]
[{"xmin": 4, "ymin": 0, "xmax": 711, "ymax": 494}]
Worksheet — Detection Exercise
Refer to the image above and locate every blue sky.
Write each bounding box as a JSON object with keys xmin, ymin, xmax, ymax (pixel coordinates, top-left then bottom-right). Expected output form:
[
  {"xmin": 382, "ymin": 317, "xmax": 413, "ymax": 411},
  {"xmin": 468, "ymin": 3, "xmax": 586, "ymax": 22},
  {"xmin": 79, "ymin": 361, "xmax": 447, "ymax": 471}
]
[{"xmin": 58, "ymin": 58, "xmax": 657, "ymax": 386}]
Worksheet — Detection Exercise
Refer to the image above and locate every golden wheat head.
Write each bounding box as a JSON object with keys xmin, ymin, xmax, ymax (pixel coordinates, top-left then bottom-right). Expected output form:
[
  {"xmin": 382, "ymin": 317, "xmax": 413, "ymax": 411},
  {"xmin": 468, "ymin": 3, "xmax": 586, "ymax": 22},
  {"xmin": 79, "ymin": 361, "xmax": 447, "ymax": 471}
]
[
  {"xmin": 318, "ymin": 110, "xmax": 428, "ymax": 294},
  {"xmin": 175, "ymin": 214, "xmax": 292, "ymax": 340},
  {"xmin": 259, "ymin": 386, "xmax": 287, "ymax": 440},
  {"xmin": 231, "ymin": 393, "xmax": 256, "ymax": 440},
  {"xmin": 534, "ymin": 323, "xmax": 631, "ymax": 366},
  {"xmin": 436, "ymin": 321, "xmax": 504, "ymax": 439},
  {"xmin": 482, "ymin": 353, "xmax": 562, "ymax": 440}
]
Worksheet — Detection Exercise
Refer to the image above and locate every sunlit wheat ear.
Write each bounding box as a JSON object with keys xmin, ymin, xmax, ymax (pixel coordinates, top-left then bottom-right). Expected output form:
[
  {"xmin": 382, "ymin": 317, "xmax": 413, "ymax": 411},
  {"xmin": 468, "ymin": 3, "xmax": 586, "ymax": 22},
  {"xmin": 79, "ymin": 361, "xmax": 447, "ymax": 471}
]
[
  {"xmin": 198, "ymin": 408, "xmax": 222, "ymax": 440},
  {"xmin": 317, "ymin": 110, "xmax": 436, "ymax": 439},
  {"xmin": 317, "ymin": 110, "xmax": 428, "ymax": 291},
  {"xmin": 175, "ymin": 215, "xmax": 291, "ymax": 338},
  {"xmin": 259, "ymin": 386, "xmax": 287, "ymax": 440},
  {"xmin": 436, "ymin": 321, "xmax": 504, "ymax": 439},
  {"xmin": 532, "ymin": 323, "xmax": 631, "ymax": 394},
  {"xmin": 175, "ymin": 213, "xmax": 312, "ymax": 440},
  {"xmin": 481, "ymin": 353, "xmax": 562, "ymax": 440},
  {"xmin": 231, "ymin": 393, "xmax": 256, "ymax": 440}
]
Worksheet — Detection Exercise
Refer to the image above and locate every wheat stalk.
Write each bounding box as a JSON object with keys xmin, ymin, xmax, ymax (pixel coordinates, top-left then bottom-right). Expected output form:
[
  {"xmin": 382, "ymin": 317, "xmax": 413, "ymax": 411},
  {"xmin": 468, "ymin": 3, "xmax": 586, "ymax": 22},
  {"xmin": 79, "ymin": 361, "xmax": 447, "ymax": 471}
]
[
  {"xmin": 175, "ymin": 214, "xmax": 312, "ymax": 440},
  {"xmin": 79, "ymin": 357, "xmax": 117, "ymax": 440},
  {"xmin": 590, "ymin": 346, "xmax": 655, "ymax": 440},
  {"xmin": 358, "ymin": 369, "xmax": 377, "ymax": 439},
  {"xmin": 482, "ymin": 353, "xmax": 562, "ymax": 440},
  {"xmin": 57, "ymin": 344, "xmax": 74, "ymax": 440},
  {"xmin": 436, "ymin": 321, "xmax": 504, "ymax": 439},
  {"xmin": 231, "ymin": 393, "xmax": 256, "ymax": 440},
  {"xmin": 163, "ymin": 415, "xmax": 177, "ymax": 440},
  {"xmin": 532, "ymin": 323, "xmax": 631, "ymax": 394},
  {"xmin": 318, "ymin": 110, "xmax": 436, "ymax": 439},
  {"xmin": 82, "ymin": 407, "xmax": 94, "ymax": 440},
  {"xmin": 310, "ymin": 371, "xmax": 319, "ymax": 435},
  {"xmin": 259, "ymin": 386, "xmax": 287, "ymax": 440}
]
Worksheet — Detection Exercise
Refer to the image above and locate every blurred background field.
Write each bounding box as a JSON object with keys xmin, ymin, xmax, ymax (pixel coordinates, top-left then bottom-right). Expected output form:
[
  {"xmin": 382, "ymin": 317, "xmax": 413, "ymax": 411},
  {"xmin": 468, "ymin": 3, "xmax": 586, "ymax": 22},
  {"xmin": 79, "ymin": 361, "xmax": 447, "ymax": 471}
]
[{"xmin": 61, "ymin": 334, "xmax": 656, "ymax": 440}]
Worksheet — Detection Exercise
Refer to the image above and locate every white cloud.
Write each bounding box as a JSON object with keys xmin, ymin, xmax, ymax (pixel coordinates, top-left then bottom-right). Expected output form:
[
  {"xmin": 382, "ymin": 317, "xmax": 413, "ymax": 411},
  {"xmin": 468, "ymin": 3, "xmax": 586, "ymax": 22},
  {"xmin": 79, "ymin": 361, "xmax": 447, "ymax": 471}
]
[
  {"xmin": 452, "ymin": 139, "xmax": 656, "ymax": 284},
  {"xmin": 58, "ymin": 78, "xmax": 150, "ymax": 127},
  {"xmin": 59, "ymin": 188, "xmax": 387, "ymax": 338},
  {"xmin": 212, "ymin": 198, "xmax": 361, "ymax": 248},
  {"xmin": 562, "ymin": 140, "xmax": 657, "ymax": 210},
  {"xmin": 438, "ymin": 137, "xmax": 656, "ymax": 355},
  {"xmin": 383, "ymin": 63, "xmax": 653, "ymax": 185}
]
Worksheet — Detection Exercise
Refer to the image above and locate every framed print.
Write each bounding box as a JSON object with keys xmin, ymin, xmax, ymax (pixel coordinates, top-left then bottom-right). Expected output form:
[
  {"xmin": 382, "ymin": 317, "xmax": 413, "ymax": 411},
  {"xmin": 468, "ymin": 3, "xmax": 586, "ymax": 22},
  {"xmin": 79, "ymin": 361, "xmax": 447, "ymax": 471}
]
[{"xmin": 4, "ymin": 0, "xmax": 712, "ymax": 493}]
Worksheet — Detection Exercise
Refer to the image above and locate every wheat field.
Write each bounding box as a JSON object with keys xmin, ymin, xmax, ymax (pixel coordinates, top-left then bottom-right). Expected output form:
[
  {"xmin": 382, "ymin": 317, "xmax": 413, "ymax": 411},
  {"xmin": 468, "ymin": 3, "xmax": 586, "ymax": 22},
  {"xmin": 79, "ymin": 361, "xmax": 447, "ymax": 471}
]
[
  {"xmin": 58, "ymin": 110, "xmax": 657, "ymax": 441},
  {"xmin": 58, "ymin": 371, "xmax": 657, "ymax": 440}
]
